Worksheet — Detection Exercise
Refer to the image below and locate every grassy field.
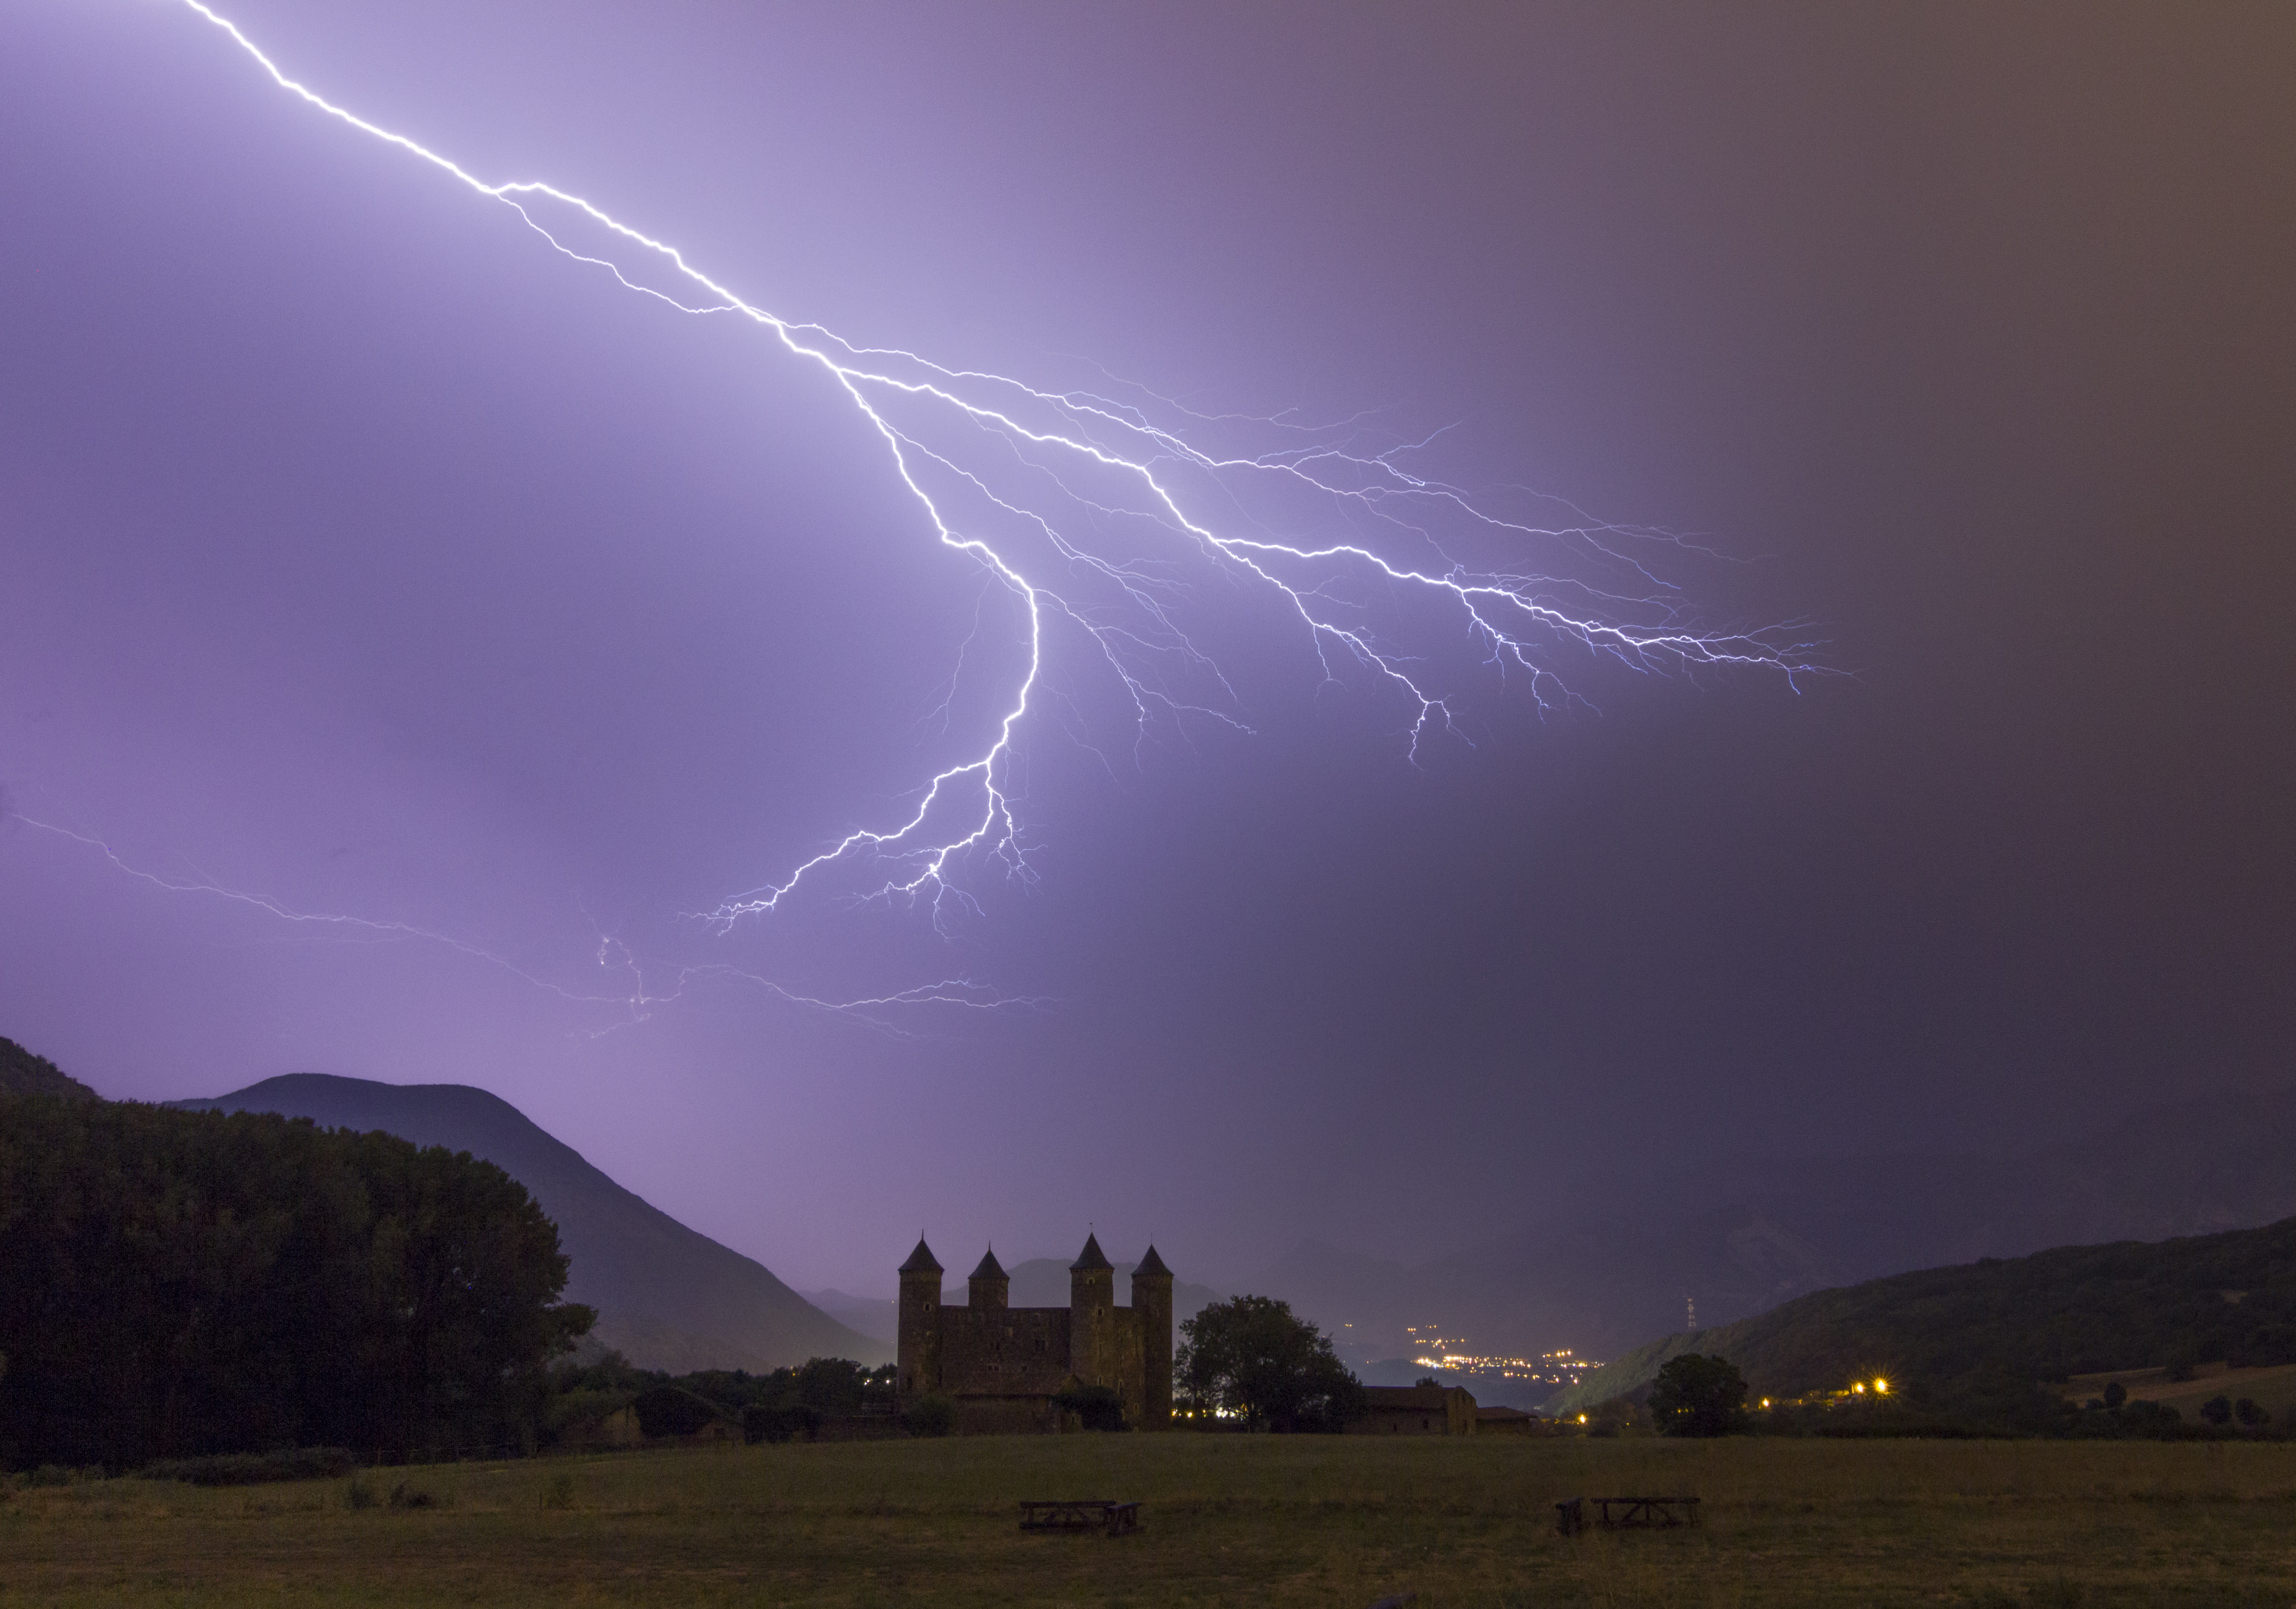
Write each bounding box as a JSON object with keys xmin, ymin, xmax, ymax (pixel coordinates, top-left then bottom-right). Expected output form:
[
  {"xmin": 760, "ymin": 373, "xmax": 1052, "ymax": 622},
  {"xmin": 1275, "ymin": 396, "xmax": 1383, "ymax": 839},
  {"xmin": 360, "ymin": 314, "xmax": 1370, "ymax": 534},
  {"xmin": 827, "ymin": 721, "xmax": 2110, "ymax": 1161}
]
[
  {"xmin": 2054, "ymin": 1362, "xmax": 2296, "ymax": 1423},
  {"xmin": 5, "ymin": 1434, "xmax": 2295, "ymax": 1608}
]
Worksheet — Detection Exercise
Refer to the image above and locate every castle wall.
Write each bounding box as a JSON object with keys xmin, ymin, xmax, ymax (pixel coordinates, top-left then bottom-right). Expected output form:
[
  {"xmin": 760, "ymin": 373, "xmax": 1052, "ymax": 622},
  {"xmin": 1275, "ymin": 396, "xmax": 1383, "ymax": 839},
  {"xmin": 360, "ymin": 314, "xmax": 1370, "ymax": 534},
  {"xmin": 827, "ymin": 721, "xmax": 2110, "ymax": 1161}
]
[
  {"xmin": 896, "ymin": 1237, "xmax": 1175, "ymax": 1432},
  {"xmin": 933, "ymin": 1306, "xmax": 1073, "ymax": 1398},
  {"xmin": 953, "ymin": 1395, "xmax": 1062, "ymax": 1436},
  {"xmin": 1103, "ymin": 1307, "xmax": 1147, "ymax": 1429},
  {"xmin": 896, "ymin": 1270, "xmax": 942, "ymax": 1396},
  {"xmin": 1134, "ymin": 1282, "xmax": 1172, "ymax": 1428}
]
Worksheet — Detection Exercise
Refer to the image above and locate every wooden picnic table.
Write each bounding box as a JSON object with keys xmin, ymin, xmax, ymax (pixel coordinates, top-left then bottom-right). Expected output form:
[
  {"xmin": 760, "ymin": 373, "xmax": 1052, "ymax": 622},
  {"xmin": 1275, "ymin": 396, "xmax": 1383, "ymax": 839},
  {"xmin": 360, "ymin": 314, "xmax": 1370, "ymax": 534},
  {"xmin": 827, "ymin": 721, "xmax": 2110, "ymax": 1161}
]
[
  {"xmin": 1554, "ymin": 1495, "xmax": 1699, "ymax": 1535},
  {"xmin": 1019, "ymin": 1499, "xmax": 1141, "ymax": 1537}
]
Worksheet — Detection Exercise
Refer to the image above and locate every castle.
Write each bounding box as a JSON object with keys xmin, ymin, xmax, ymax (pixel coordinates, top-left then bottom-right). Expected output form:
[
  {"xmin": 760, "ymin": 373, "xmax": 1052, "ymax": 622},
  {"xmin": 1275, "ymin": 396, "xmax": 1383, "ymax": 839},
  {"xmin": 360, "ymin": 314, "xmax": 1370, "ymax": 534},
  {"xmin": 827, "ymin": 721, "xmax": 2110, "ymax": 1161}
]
[{"xmin": 896, "ymin": 1233, "xmax": 1174, "ymax": 1433}]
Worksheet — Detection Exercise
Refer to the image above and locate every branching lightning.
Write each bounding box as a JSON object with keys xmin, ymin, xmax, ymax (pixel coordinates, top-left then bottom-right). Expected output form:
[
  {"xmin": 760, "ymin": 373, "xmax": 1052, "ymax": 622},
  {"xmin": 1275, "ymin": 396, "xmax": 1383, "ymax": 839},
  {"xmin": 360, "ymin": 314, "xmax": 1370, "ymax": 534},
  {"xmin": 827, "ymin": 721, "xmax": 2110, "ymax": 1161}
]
[
  {"xmin": 5, "ymin": 813, "xmax": 1034, "ymax": 1035},
  {"xmin": 102, "ymin": 5, "xmax": 1826, "ymax": 995}
]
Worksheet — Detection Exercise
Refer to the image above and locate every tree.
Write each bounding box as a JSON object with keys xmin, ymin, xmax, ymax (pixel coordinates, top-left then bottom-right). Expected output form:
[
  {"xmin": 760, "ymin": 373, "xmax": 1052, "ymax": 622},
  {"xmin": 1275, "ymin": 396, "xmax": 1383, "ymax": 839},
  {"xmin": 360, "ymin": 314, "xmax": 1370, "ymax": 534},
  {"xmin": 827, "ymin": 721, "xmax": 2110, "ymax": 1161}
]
[
  {"xmin": 0, "ymin": 1094, "xmax": 590, "ymax": 1467},
  {"xmin": 1177, "ymin": 1296, "xmax": 1364, "ymax": 1432},
  {"xmin": 1646, "ymin": 1353, "xmax": 1748, "ymax": 1437},
  {"xmin": 2200, "ymin": 1393, "xmax": 2233, "ymax": 1427},
  {"xmin": 2235, "ymin": 1397, "xmax": 2268, "ymax": 1428},
  {"xmin": 2102, "ymin": 1381, "xmax": 2128, "ymax": 1409}
]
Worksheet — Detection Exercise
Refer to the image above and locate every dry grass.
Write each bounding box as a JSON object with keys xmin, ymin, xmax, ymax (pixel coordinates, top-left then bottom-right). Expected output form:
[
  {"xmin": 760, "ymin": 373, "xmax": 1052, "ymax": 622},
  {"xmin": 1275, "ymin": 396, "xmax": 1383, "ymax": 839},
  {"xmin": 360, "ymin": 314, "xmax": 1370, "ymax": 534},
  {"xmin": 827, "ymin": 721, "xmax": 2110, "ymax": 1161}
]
[
  {"xmin": 3, "ymin": 1434, "xmax": 2294, "ymax": 1607},
  {"xmin": 2056, "ymin": 1362, "xmax": 2296, "ymax": 1421}
]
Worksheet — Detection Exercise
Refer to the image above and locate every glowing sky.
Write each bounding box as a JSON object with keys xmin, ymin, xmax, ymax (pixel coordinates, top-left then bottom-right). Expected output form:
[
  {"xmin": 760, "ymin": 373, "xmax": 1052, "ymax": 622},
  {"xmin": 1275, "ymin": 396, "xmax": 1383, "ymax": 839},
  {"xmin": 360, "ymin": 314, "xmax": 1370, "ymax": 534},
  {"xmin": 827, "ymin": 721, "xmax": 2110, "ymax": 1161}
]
[{"xmin": 3, "ymin": 1, "xmax": 2290, "ymax": 1292}]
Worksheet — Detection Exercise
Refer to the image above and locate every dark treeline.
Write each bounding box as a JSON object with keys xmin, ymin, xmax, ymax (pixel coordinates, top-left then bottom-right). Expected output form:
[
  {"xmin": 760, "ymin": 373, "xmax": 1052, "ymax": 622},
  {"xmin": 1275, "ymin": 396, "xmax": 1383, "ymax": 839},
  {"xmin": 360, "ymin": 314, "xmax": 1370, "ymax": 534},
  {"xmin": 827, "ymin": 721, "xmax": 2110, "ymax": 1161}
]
[
  {"xmin": 546, "ymin": 1352, "xmax": 905, "ymax": 1444},
  {"xmin": 1631, "ymin": 1351, "xmax": 2288, "ymax": 1442},
  {"xmin": 0, "ymin": 1093, "xmax": 592, "ymax": 1470}
]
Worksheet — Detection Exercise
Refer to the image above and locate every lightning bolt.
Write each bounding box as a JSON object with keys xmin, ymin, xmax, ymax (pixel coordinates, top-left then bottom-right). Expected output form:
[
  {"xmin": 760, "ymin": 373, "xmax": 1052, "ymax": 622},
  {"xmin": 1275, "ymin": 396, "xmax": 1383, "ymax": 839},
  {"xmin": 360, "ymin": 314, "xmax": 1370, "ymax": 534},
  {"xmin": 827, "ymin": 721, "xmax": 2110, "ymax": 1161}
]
[
  {"xmin": 3, "ymin": 811, "xmax": 1038, "ymax": 1036},
  {"xmin": 139, "ymin": 5, "xmax": 1827, "ymax": 953}
]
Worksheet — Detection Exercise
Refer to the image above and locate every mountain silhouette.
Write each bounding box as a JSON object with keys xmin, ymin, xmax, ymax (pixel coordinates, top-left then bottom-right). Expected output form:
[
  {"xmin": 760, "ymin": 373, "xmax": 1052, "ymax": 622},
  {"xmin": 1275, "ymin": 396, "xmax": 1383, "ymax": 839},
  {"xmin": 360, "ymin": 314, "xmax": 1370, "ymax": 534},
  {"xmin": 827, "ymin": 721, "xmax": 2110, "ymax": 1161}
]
[
  {"xmin": 1255, "ymin": 1084, "xmax": 2296, "ymax": 1371},
  {"xmin": 177, "ymin": 1073, "xmax": 886, "ymax": 1372},
  {"xmin": 0, "ymin": 1036, "xmax": 99, "ymax": 1101},
  {"xmin": 1546, "ymin": 1211, "xmax": 2296, "ymax": 1417}
]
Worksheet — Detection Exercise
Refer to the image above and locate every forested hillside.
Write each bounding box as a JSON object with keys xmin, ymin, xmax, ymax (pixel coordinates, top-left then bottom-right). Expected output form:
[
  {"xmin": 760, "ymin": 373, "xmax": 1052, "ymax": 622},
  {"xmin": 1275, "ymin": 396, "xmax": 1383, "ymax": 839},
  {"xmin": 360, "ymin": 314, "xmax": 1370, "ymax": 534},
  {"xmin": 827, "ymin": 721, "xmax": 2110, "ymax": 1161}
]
[
  {"xmin": 180, "ymin": 1074, "xmax": 885, "ymax": 1370},
  {"xmin": 0, "ymin": 1036, "xmax": 98, "ymax": 1101},
  {"xmin": 1552, "ymin": 1215, "xmax": 2296, "ymax": 1420},
  {"xmin": 0, "ymin": 1093, "xmax": 591, "ymax": 1468}
]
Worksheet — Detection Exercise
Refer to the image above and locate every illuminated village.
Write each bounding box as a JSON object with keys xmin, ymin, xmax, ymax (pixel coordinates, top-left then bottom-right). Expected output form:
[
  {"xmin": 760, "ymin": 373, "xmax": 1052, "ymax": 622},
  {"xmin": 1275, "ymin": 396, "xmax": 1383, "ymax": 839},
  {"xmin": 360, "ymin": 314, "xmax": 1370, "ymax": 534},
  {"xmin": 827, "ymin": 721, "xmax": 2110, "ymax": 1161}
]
[{"xmin": 1402, "ymin": 1327, "xmax": 1599, "ymax": 1392}]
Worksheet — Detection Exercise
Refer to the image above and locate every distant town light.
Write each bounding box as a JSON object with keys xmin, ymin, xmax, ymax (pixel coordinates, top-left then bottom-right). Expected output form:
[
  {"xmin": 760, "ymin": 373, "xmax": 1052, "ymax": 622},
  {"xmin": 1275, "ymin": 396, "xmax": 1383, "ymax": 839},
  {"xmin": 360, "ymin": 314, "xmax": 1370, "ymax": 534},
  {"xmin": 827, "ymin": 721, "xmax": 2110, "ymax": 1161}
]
[
  {"xmin": 1853, "ymin": 1382, "xmax": 1865, "ymax": 1393},
  {"xmin": 1874, "ymin": 1379, "xmax": 1889, "ymax": 1394}
]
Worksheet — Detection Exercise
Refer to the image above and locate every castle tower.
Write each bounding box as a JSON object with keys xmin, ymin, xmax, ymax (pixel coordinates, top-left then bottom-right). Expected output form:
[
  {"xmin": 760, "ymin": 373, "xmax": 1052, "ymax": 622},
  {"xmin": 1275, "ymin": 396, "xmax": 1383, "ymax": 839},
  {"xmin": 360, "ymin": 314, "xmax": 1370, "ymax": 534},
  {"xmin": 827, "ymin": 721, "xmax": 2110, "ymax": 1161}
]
[
  {"xmin": 1131, "ymin": 1243, "xmax": 1175, "ymax": 1430},
  {"xmin": 897, "ymin": 1237, "xmax": 944, "ymax": 1396},
  {"xmin": 967, "ymin": 1247, "xmax": 1009, "ymax": 1310},
  {"xmin": 1068, "ymin": 1231, "xmax": 1115, "ymax": 1385}
]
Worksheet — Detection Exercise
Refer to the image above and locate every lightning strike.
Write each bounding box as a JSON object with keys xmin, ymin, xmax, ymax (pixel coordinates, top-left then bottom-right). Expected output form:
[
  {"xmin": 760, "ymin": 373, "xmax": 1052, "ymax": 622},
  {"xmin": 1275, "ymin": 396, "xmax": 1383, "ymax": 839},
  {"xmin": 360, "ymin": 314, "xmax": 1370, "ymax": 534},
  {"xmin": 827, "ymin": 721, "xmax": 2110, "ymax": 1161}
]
[
  {"xmin": 6, "ymin": 814, "xmax": 1035, "ymax": 1036},
  {"xmin": 152, "ymin": 4, "xmax": 1826, "ymax": 953}
]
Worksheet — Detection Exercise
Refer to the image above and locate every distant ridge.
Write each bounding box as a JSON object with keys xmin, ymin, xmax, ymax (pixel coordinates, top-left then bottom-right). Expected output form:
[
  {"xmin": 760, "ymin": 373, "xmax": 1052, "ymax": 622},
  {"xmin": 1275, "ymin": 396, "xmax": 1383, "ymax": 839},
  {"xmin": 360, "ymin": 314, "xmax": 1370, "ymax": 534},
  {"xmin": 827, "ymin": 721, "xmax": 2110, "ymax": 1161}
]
[
  {"xmin": 1547, "ymin": 1213, "xmax": 2296, "ymax": 1417},
  {"xmin": 0, "ymin": 1037, "xmax": 99, "ymax": 1102},
  {"xmin": 177, "ymin": 1073, "xmax": 886, "ymax": 1373},
  {"xmin": 1253, "ymin": 1084, "xmax": 2296, "ymax": 1365}
]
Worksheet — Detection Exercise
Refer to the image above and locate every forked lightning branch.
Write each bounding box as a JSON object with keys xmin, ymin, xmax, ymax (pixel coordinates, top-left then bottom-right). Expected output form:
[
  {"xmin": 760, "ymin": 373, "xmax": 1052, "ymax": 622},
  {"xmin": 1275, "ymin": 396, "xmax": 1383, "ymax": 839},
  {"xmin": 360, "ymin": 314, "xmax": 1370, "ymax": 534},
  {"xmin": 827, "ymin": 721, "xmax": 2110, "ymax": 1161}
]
[{"xmin": 144, "ymin": 5, "xmax": 1826, "ymax": 963}]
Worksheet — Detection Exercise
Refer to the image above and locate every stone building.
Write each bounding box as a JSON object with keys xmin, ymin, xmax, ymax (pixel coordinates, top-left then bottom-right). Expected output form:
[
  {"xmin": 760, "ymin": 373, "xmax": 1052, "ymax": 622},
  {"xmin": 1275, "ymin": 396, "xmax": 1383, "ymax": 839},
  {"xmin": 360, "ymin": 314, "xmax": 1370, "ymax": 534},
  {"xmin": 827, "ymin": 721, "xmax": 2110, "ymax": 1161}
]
[
  {"xmin": 1346, "ymin": 1382, "xmax": 1481, "ymax": 1435},
  {"xmin": 1475, "ymin": 1404, "xmax": 1538, "ymax": 1436},
  {"xmin": 896, "ymin": 1233, "xmax": 1174, "ymax": 1434}
]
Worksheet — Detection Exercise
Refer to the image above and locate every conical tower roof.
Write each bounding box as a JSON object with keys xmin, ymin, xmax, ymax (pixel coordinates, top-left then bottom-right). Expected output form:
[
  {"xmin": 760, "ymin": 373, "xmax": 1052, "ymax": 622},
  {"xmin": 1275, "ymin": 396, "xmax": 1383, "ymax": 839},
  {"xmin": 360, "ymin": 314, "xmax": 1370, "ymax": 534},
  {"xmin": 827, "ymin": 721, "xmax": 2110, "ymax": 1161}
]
[
  {"xmin": 1133, "ymin": 1244, "xmax": 1172, "ymax": 1278},
  {"xmin": 1070, "ymin": 1232, "xmax": 1114, "ymax": 1272},
  {"xmin": 969, "ymin": 1246, "xmax": 1007, "ymax": 1281},
  {"xmin": 899, "ymin": 1237, "xmax": 943, "ymax": 1275}
]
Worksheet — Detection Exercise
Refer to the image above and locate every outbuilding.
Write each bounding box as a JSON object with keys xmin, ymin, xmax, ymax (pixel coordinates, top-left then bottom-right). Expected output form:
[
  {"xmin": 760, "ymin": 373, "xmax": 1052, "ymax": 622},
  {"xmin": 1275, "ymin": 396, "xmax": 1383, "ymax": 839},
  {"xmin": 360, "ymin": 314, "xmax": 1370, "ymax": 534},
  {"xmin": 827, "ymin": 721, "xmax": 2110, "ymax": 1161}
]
[{"xmin": 1347, "ymin": 1383, "xmax": 1479, "ymax": 1435}]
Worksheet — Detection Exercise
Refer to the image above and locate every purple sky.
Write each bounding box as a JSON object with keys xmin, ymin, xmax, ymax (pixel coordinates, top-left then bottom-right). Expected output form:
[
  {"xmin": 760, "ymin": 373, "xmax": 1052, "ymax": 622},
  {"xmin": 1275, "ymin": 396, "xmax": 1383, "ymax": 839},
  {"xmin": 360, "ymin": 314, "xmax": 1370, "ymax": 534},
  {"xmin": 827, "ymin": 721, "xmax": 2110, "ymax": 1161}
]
[{"xmin": 3, "ymin": 1, "xmax": 2291, "ymax": 1294}]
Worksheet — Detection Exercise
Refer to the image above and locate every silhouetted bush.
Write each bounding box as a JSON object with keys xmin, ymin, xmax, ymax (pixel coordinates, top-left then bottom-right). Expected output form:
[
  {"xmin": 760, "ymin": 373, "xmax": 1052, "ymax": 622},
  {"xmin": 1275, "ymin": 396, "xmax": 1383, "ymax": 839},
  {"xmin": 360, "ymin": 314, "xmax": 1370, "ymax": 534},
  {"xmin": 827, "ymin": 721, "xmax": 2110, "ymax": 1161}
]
[
  {"xmin": 630, "ymin": 1387, "xmax": 724, "ymax": 1439},
  {"xmin": 742, "ymin": 1404, "xmax": 816, "ymax": 1444},
  {"xmin": 900, "ymin": 1394, "xmax": 956, "ymax": 1439},
  {"xmin": 544, "ymin": 1357, "xmax": 898, "ymax": 1448},
  {"xmin": 2118, "ymin": 1400, "xmax": 2183, "ymax": 1439},
  {"xmin": 1053, "ymin": 1383, "xmax": 1129, "ymax": 1431}
]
